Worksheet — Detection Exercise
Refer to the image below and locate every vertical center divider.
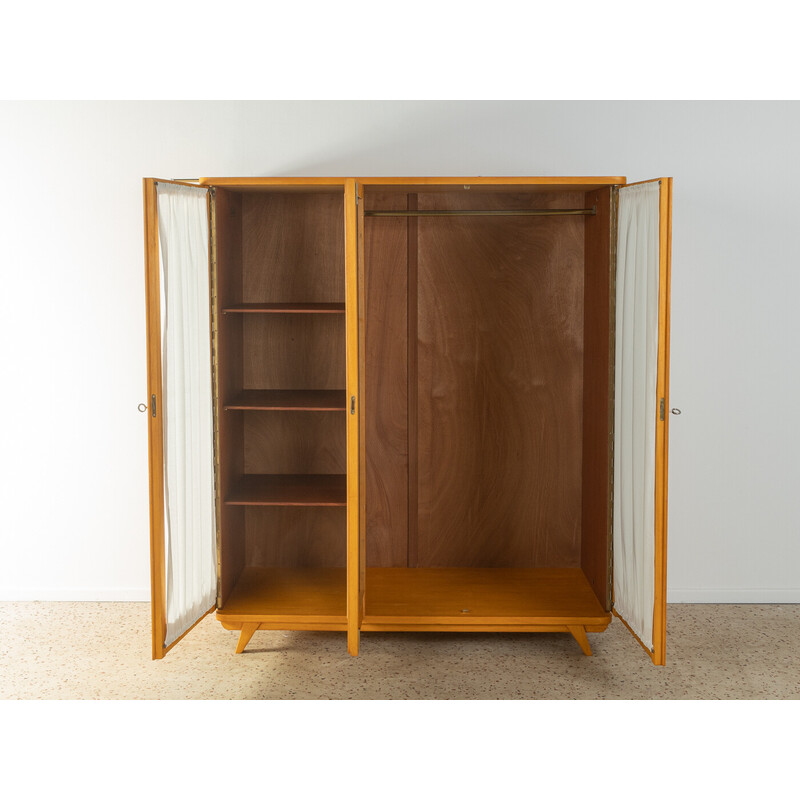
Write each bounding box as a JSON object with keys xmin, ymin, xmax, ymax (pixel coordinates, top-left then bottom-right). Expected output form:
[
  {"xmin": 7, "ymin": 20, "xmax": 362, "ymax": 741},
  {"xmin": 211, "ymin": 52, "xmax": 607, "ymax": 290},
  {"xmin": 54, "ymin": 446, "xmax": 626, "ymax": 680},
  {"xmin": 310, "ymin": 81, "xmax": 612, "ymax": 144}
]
[
  {"xmin": 407, "ymin": 193, "xmax": 419, "ymax": 568},
  {"xmin": 345, "ymin": 179, "xmax": 362, "ymax": 656}
]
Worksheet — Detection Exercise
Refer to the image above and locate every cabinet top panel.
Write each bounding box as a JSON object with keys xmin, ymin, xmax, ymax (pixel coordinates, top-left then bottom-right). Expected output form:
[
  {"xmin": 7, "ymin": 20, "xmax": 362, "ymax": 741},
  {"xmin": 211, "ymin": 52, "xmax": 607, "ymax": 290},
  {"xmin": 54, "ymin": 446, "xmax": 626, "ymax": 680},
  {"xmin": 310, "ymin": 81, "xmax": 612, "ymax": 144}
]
[
  {"xmin": 195, "ymin": 176, "xmax": 626, "ymax": 192},
  {"xmin": 358, "ymin": 177, "xmax": 627, "ymax": 191},
  {"xmin": 198, "ymin": 177, "xmax": 346, "ymax": 191}
]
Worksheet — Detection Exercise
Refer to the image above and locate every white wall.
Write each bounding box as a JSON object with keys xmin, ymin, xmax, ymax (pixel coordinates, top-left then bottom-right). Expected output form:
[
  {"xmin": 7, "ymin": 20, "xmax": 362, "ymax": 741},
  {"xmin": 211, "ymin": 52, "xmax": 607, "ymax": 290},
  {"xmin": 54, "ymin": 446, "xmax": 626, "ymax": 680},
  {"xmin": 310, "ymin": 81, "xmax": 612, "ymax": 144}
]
[{"xmin": 1, "ymin": 101, "xmax": 797, "ymax": 601}]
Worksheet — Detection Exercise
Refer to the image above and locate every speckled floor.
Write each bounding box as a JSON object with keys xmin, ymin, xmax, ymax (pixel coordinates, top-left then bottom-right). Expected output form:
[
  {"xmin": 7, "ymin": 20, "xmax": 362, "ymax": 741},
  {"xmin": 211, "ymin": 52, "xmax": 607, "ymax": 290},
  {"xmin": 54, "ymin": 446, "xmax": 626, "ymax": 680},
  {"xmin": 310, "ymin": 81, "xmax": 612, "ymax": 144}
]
[{"xmin": 1, "ymin": 603, "xmax": 798, "ymax": 699}]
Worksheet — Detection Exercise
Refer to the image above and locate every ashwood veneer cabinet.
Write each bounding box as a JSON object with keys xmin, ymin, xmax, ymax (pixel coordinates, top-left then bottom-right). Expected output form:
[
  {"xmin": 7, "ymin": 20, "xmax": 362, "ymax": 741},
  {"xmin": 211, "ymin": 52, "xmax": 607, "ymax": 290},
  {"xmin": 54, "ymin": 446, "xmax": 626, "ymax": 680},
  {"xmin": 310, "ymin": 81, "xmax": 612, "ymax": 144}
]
[{"xmin": 143, "ymin": 176, "xmax": 673, "ymax": 664}]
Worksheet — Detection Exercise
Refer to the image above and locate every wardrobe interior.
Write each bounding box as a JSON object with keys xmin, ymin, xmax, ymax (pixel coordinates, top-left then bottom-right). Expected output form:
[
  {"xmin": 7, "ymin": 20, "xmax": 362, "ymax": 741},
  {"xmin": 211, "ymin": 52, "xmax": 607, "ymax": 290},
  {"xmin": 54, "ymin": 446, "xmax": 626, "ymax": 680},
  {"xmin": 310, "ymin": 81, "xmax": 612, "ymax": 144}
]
[
  {"xmin": 361, "ymin": 184, "xmax": 614, "ymax": 624},
  {"xmin": 214, "ymin": 186, "xmax": 348, "ymax": 626},
  {"xmin": 210, "ymin": 182, "xmax": 615, "ymax": 625}
]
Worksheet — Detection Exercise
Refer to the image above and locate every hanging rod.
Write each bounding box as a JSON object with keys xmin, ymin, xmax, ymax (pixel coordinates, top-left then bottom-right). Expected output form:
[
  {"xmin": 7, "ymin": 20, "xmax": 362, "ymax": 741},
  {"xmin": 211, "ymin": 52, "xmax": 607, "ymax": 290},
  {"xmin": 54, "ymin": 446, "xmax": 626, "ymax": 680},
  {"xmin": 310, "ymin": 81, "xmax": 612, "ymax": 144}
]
[{"xmin": 364, "ymin": 206, "xmax": 596, "ymax": 217}]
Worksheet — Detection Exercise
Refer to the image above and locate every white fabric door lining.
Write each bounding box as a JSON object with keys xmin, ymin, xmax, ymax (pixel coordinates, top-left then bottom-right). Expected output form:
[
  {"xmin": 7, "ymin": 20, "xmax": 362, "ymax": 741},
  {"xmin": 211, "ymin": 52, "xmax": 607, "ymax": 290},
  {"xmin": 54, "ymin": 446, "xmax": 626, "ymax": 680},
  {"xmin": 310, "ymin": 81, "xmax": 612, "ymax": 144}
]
[
  {"xmin": 157, "ymin": 183, "xmax": 216, "ymax": 647},
  {"xmin": 613, "ymin": 181, "xmax": 660, "ymax": 651}
]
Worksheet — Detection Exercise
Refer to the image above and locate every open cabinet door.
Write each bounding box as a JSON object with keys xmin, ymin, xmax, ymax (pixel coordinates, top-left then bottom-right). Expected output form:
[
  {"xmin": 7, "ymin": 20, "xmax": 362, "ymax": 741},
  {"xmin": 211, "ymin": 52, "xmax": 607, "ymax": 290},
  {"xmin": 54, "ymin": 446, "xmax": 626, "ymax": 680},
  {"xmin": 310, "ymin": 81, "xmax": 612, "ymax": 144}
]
[
  {"xmin": 143, "ymin": 178, "xmax": 217, "ymax": 659},
  {"xmin": 612, "ymin": 178, "xmax": 672, "ymax": 665}
]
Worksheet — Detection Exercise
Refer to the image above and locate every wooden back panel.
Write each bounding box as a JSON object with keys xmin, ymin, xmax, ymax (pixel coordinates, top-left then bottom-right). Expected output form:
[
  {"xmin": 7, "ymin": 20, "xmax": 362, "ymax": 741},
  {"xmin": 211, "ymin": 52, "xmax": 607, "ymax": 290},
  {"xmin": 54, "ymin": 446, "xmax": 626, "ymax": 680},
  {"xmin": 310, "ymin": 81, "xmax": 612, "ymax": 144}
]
[
  {"xmin": 221, "ymin": 190, "xmax": 349, "ymax": 572},
  {"xmin": 414, "ymin": 191, "xmax": 585, "ymax": 567},
  {"xmin": 242, "ymin": 192, "xmax": 344, "ymax": 303},
  {"xmin": 243, "ymin": 411, "xmax": 346, "ymax": 474},
  {"xmin": 240, "ymin": 407, "xmax": 347, "ymax": 571},
  {"xmin": 246, "ymin": 507, "xmax": 347, "ymax": 568},
  {"xmin": 239, "ymin": 191, "xmax": 346, "ymax": 390},
  {"xmin": 242, "ymin": 315, "xmax": 345, "ymax": 390},
  {"xmin": 363, "ymin": 191, "xmax": 411, "ymax": 567},
  {"xmin": 581, "ymin": 188, "xmax": 613, "ymax": 608},
  {"xmin": 214, "ymin": 188, "xmax": 246, "ymax": 606}
]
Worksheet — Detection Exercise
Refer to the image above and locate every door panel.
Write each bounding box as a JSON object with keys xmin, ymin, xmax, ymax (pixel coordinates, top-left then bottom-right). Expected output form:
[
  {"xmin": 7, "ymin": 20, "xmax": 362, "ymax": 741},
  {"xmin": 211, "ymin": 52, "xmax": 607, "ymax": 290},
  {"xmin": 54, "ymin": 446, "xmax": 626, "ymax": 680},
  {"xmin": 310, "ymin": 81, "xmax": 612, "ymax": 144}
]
[
  {"xmin": 143, "ymin": 178, "xmax": 216, "ymax": 659},
  {"xmin": 653, "ymin": 177, "xmax": 673, "ymax": 665},
  {"xmin": 143, "ymin": 179, "xmax": 167, "ymax": 658},
  {"xmin": 612, "ymin": 177, "xmax": 672, "ymax": 665}
]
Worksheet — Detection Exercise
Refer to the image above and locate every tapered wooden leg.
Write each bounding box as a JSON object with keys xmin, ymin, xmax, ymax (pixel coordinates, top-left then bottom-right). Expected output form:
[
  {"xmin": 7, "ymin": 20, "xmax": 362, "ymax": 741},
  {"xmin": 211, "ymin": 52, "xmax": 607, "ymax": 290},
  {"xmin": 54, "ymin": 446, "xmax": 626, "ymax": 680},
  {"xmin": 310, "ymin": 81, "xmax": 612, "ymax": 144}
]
[
  {"xmin": 567, "ymin": 625, "xmax": 592, "ymax": 656},
  {"xmin": 347, "ymin": 629, "xmax": 360, "ymax": 657},
  {"xmin": 235, "ymin": 623, "xmax": 259, "ymax": 654}
]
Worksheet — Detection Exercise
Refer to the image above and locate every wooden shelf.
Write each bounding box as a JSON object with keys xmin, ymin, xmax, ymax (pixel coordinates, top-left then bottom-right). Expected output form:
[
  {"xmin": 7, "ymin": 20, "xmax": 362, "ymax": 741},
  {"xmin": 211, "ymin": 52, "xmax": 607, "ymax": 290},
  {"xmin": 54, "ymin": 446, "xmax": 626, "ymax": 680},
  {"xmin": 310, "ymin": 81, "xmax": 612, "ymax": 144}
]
[
  {"xmin": 224, "ymin": 389, "xmax": 347, "ymax": 411},
  {"xmin": 222, "ymin": 303, "xmax": 345, "ymax": 314},
  {"xmin": 225, "ymin": 474, "xmax": 347, "ymax": 506},
  {"xmin": 217, "ymin": 567, "xmax": 346, "ymax": 624},
  {"xmin": 361, "ymin": 568, "xmax": 611, "ymax": 629}
]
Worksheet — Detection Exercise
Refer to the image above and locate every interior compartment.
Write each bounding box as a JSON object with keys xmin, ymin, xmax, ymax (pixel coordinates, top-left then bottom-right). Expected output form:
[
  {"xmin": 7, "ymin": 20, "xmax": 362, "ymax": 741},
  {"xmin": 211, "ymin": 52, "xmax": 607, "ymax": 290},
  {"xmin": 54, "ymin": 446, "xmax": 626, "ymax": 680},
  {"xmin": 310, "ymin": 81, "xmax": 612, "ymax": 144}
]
[
  {"xmin": 242, "ymin": 314, "xmax": 345, "ymax": 390},
  {"xmin": 214, "ymin": 187, "xmax": 347, "ymax": 622},
  {"xmin": 362, "ymin": 185, "xmax": 614, "ymax": 623}
]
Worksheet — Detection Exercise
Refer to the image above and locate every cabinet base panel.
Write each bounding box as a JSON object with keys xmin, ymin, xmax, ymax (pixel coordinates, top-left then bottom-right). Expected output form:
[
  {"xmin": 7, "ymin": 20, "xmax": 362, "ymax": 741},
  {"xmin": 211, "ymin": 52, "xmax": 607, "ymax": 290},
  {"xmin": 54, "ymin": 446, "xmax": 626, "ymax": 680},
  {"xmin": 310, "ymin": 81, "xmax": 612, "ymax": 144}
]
[
  {"xmin": 362, "ymin": 567, "xmax": 611, "ymax": 627},
  {"xmin": 216, "ymin": 566, "xmax": 347, "ymax": 626},
  {"xmin": 219, "ymin": 620, "xmax": 347, "ymax": 632},
  {"xmin": 359, "ymin": 622, "xmax": 609, "ymax": 633},
  {"xmin": 215, "ymin": 566, "xmax": 611, "ymax": 654}
]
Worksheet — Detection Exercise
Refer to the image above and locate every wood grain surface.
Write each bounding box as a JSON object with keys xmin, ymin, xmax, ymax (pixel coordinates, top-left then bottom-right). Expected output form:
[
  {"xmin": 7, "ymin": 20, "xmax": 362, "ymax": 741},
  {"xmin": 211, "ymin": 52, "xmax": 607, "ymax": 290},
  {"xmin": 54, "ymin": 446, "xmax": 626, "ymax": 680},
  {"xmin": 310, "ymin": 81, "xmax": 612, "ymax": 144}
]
[
  {"xmin": 241, "ymin": 192, "xmax": 344, "ymax": 303},
  {"xmin": 345, "ymin": 179, "xmax": 362, "ymax": 654},
  {"xmin": 364, "ymin": 191, "xmax": 410, "ymax": 567},
  {"xmin": 415, "ymin": 191, "xmax": 585, "ymax": 567},
  {"xmin": 226, "ymin": 474, "xmax": 347, "ymax": 506},
  {"xmin": 216, "ymin": 188, "xmax": 349, "ymax": 584},
  {"xmin": 223, "ymin": 302, "xmax": 345, "ymax": 313},
  {"xmin": 406, "ymin": 194, "xmax": 419, "ymax": 567},
  {"xmin": 224, "ymin": 389, "xmax": 346, "ymax": 410},
  {"xmin": 356, "ymin": 183, "xmax": 368, "ymax": 626},
  {"xmin": 363, "ymin": 567, "xmax": 609, "ymax": 624},
  {"xmin": 243, "ymin": 411, "xmax": 346, "ymax": 474},
  {"xmin": 581, "ymin": 187, "xmax": 613, "ymax": 609},
  {"xmin": 653, "ymin": 177, "xmax": 673, "ymax": 666},
  {"xmin": 214, "ymin": 188, "xmax": 246, "ymax": 605},
  {"xmin": 142, "ymin": 178, "xmax": 167, "ymax": 657},
  {"xmin": 243, "ymin": 314, "xmax": 346, "ymax": 390},
  {"xmin": 245, "ymin": 507, "xmax": 346, "ymax": 568},
  {"xmin": 357, "ymin": 177, "xmax": 625, "ymax": 192},
  {"xmin": 217, "ymin": 567, "xmax": 346, "ymax": 622}
]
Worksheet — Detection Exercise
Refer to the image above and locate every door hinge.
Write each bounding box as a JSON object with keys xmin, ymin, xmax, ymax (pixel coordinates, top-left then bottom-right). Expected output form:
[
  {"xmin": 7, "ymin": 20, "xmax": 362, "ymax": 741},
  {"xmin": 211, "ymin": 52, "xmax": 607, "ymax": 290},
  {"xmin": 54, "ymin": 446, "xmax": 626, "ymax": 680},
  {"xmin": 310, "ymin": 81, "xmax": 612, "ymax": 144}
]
[
  {"xmin": 350, "ymin": 396, "xmax": 356, "ymax": 415},
  {"xmin": 659, "ymin": 397, "xmax": 665, "ymax": 421},
  {"xmin": 151, "ymin": 394, "xmax": 157, "ymax": 418}
]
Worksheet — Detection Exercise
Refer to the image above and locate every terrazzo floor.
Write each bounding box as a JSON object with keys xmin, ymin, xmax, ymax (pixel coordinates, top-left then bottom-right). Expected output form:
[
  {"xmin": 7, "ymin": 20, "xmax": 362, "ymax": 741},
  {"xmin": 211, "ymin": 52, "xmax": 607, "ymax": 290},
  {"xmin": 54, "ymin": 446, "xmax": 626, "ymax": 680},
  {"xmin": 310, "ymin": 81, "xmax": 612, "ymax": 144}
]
[{"xmin": 1, "ymin": 603, "xmax": 798, "ymax": 699}]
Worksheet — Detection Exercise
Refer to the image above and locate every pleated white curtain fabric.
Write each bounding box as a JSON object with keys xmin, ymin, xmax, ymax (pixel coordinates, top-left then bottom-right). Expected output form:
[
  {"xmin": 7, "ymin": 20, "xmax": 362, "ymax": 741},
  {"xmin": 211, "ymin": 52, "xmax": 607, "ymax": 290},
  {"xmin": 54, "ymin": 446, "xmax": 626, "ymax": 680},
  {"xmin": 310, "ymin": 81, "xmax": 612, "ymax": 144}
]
[
  {"xmin": 613, "ymin": 182, "xmax": 660, "ymax": 651},
  {"xmin": 157, "ymin": 183, "xmax": 217, "ymax": 648}
]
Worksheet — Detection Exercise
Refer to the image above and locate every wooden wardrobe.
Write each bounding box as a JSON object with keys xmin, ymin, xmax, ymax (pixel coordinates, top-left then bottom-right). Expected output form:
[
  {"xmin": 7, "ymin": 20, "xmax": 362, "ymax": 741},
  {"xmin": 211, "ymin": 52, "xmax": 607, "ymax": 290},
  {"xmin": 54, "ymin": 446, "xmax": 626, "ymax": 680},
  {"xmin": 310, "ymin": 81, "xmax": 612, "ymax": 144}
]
[{"xmin": 143, "ymin": 176, "xmax": 673, "ymax": 665}]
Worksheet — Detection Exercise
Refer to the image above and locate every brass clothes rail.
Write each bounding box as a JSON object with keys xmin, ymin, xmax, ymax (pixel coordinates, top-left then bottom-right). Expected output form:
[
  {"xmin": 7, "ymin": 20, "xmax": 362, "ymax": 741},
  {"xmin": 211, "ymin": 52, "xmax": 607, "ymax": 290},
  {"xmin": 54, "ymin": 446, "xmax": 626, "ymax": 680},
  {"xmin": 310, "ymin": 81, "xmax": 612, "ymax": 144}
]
[{"xmin": 364, "ymin": 207, "xmax": 596, "ymax": 217}]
